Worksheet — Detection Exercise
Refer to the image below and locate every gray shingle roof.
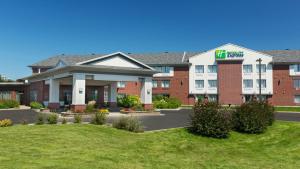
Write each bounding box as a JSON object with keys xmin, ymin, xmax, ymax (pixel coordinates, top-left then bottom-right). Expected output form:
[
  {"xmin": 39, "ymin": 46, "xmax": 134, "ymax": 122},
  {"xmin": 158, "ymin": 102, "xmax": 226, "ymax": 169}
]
[
  {"xmin": 29, "ymin": 52, "xmax": 202, "ymax": 68},
  {"xmin": 29, "ymin": 55, "xmax": 103, "ymax": 67},
  {"xmin": 29, "ymin": 50, "xmax": 300, "ymax": 68},
  {"xmin": 260, "ymin": 50, "xmax": 300, "ymax": 63}
]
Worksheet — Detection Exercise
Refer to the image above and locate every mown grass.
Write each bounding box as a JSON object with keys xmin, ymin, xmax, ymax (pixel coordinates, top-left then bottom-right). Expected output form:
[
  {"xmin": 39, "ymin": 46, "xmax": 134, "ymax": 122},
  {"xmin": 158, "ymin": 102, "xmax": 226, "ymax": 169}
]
[
  {"xmin": 275, "ymin": 106, "xmax": 300, "ymax": 112},
  {"xmin": 0, "ymin": 121, "xmax": 299, "ymax": 169}
]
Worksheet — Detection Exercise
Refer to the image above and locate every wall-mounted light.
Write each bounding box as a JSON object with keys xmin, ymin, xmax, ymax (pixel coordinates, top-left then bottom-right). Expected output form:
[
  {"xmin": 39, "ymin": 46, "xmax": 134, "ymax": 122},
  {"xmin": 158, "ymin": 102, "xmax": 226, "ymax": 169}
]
[{"xmin": 79, "ymin": 88, "xmax": 83, "ymax": 94}]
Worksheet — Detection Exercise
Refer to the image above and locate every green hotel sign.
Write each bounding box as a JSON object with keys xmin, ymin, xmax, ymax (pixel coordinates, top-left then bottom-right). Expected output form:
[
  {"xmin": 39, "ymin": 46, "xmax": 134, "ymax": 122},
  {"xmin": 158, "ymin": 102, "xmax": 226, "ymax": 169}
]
[{"xmin": 215, "ymin": 50, "xmax": 244, "ymax": 60}]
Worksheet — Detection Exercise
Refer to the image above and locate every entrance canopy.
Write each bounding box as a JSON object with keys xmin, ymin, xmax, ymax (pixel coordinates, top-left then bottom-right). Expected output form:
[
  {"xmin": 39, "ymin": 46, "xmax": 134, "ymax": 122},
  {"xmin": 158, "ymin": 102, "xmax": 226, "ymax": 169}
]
[{"xmin": 22, "ymin": 52, "xmax": 158, "ymax": 111}]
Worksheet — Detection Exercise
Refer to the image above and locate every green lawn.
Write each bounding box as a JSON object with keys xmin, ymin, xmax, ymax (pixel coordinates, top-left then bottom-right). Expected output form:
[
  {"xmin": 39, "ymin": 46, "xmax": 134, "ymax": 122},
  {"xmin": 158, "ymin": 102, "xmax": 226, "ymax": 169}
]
[
  {"xmin": 275, "ymin": 106, "xmax": 300, "ymax": 112},
  {"xmin": 0, "ymin": 122, "xmax": 300, "ymax": 169}
]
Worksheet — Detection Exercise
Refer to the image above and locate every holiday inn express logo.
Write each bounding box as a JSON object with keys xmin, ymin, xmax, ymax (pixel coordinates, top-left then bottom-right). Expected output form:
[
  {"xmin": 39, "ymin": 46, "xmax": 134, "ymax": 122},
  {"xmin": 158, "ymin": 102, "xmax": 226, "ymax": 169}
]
[
  {"xmin": 215, "ymin": 50, "xmax": 244, "ymax": 60},
  {"xmin": 215, "ymin": 50, "xmax": 227, "ymax": 59}
]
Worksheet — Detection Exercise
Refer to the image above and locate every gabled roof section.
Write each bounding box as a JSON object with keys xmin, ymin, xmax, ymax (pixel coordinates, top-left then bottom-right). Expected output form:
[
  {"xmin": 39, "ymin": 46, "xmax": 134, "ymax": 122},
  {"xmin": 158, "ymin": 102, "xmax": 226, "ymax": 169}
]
[
  {"xmin": 189, "ymin": 43, "xmax": 274, "ymax": 59},
  {"xmin": 76, "ymin": 52, "xmax": 155, "ymax": 70}
]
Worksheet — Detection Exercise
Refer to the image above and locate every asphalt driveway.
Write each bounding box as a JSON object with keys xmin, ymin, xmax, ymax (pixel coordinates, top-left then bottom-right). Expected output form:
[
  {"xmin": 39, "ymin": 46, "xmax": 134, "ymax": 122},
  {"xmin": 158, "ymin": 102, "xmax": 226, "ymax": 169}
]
[{"xmin": 1, "ymin": 109, "xmax": 300, "ymax": 131}]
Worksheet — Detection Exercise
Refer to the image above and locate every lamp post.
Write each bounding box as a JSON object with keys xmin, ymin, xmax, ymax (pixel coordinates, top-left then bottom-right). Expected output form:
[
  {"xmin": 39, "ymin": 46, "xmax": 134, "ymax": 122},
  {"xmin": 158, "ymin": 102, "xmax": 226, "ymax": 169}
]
[{"xmin": 256, "ymin": 58, "xmax": 262, "ymax": 102}]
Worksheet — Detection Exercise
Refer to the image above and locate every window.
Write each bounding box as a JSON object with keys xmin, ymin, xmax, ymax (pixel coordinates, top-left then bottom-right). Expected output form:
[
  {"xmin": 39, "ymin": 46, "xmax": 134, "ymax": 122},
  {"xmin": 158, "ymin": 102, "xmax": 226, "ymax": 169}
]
[
  {"xmin": 195, "ymin": 65, "xmax": 204, "ymax": 73},
  {"xmin": 154, "ymin": 66, "xmax": 171, "ymax": 73},
  {"xmin": 243, "ymin": 79, "xmax": 253, "ymax": 88},
  {"xmin": 117, "ymin": 81, "xmax": 126, "ymax": 88},
  {"xmin": 256, "ymin": 64, "xmax": 267, "ymax": 73},
  {"xmin": 208, "ymin": 80, "xmax": 217, "ymax": 88},
  {"xmin": 208, "ymin": 95, "xmax": 218, "ymax": 102},
  {"xmin": 294, "ymin": 80, "xmax": 300, "ymax": 88},
  {"xmin": 295, "ymin": 65, "xmax": 300, "ymax": 72},
  {"xmin": 161, "ymin": 80, "xmax": 170, "ymax": 88},
  {"xmin": 256, "ymin": 79, "xmax": 267, "ymax": 88},
  {"xmin": 295, "ymin": 95, "xmax": 300, "ymax": 103},
  {"xmin": 243, "ymin": 65, "xmax": 253, "ymax": 73},
  {"xmin": 195, "ymin": 80, "xmax": 204, "ymax": 88},
  {"xmin": 152, "ymin": 80, "xmax": 158, "ymax": 88},
  {"xmin": 208, "ymin": 65, "xmax": 217, "ymax": 73}
]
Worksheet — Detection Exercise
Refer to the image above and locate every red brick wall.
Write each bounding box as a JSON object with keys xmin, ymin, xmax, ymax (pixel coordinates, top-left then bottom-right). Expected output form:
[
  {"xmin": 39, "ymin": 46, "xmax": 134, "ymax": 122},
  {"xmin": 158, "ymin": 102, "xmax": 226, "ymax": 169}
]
[
  {"xmin": 117, "ymin": 81, "xmax": 141, "ymax": 96},
  {"xmin": 218, "ymin": 61, "xmax": 243, "ymax": 105},
  {"xmin": 272, "ymin": 65, "xmax": 300, "ymax": 106},
  {"xmin": 116, "ymin": 66, "xmax": 193, "ymax": 105},
  {"xmin": 30, "ymin": 81, "xmax": 46, "ymax": 103}
]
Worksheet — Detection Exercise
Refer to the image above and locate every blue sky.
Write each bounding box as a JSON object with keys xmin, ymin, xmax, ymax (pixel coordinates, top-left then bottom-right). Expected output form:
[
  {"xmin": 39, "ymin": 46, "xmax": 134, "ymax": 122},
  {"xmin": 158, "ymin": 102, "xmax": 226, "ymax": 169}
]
[{"xmin": 0, "ymin": 0, "xmax": 299, "ymax": 79}]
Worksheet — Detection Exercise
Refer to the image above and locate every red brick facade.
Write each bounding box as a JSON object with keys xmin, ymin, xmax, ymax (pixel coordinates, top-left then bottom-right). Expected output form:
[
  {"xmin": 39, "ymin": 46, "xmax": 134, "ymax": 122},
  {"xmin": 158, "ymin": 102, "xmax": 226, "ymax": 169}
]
[
  {"xmin": 218, "ymin": 61, "xmax": 243, "ymax": 105},
  {"xmin": 272, "ymin": 65, "xmax": 300, "ymax": 106},
  {"xmin": 5, "ymin": 64, "xmax": 300, "ymax": 107},
  {"xmin": 117, "ymin": 81, "xmax": 141, "ymax": 96},
  {"xmin": 115, "ymin": 66, "xmax": 194, "ymax": 105}
]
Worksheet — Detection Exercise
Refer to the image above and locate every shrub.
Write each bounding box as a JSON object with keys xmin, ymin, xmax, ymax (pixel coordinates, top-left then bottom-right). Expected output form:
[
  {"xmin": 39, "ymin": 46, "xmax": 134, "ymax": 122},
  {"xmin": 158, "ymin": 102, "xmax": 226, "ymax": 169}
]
[
  {"xmin": 0, "ymin": 119, "xmax": 13, "ymax": 127},
  {"xmin": 153, "ymin": 97, "xmax": 181, "ymax": 109},
  {"xmin": 133, "ymin": 104, "xmax": 144, "ymax": 111},
  {"xmin": 85, "ymin": 103, "xmax": 96, "ymax": 113},
  {"xmin": 62, "ymin": 118, "xmax": 67, "ymax": 124},
  {"xmin": 232, "ymin": 101, "xmax": 275, "ymax": 134},
  {"xmin": 166, "ymin": 97, "xmax": 181, "ymax": 109},
  {"xmin": 98, "ymin": 108, "xmax": 109, "ymax": 114},
  {"xmin": 36, "ymin": 114, "xmax": 44, "ymax": 125},
  {"xmin": 113, "ymin": 116, "xmax": 144, "ymax": 133},
  {"xmin": 0, "ymin": 102, "xmax": 8, "ymax": 109},
  {"xmin": 0, "ymin": 100, "xmax": 19, "ymax": 109},
  {"xmin": 74, "ymin": 114, "xmax": 82, "ymax": 123},
  {"xmin": 3, "ymin": 100, "xmax": 19, "ymax": 108},
  {"xmin": 189, "ymin": 101, "xmax": 232, "ymax": 138},
  {"xmin": 118, "ymin": 95, "xmax": 141, "ymax": 108},
  {"xmin": 47, "ymin": 114, "xmax": 58, "ymax": 124},
  {"xmin": 30, "ymin": 101, "xmax": 43, "ymax": 109},
  {"xmin": 91, "ymin": 112, "xmax": 107, "ymax": 125}
]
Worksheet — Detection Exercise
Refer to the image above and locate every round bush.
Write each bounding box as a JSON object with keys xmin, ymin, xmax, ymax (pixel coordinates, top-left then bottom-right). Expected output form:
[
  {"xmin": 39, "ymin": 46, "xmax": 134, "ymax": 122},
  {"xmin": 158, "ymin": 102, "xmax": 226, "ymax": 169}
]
[
  {"xmin": 190, "ymin": 102, "xmax": 232, "ymax": 138},
  {"xmin": 118, "ymin": 95, "xmax": 141, "ymax": 108},
  {"xmin": 30, "ymin": 101, "xmax": 43, "ymax": 109},
  {"xmin": 232, "ymin": 101, "xmax": 275, "ymax": 134}
]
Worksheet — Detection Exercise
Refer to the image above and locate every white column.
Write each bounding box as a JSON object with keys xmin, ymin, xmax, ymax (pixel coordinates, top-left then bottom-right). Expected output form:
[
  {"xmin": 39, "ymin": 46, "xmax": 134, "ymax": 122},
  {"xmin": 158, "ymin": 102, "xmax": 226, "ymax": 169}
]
[
  {"xmin": 140, "ymin": 77, "xmax": 152, "ymax": 104},
  {"xmin": 49, "ymin": 78, "xmax": 60, "ymax": 103},
  {"xmin": 108, "ymin": 82, "xmax": 117, "ymax": 103},
  {"xmin": 72, "ymin": 73, "xmax": 86, "ymax": 105}
]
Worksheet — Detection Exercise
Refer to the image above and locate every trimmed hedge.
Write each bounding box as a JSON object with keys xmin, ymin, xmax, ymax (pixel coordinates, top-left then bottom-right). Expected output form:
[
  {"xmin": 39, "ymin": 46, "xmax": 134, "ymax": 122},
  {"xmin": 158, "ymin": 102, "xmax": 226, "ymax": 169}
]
[
  {"xmin": 153, "ymin": 97, "xmax": 181, "ymax": 109},
  {"xmin": 117, "ymin": 95, "xmax": 141, "ymax": 108},
  {"xmin": 190, "ymin": 101, "xmax": 232, "ymax": 138},
  {"xmin": 232, "ymin": 101, "xmax": 274, "ymax": 134}
]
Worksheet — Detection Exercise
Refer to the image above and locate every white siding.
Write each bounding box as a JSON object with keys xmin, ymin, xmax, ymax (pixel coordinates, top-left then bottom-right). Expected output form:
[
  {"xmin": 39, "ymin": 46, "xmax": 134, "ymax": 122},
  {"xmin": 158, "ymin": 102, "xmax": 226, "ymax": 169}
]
[{"xmin": 189, "ymin": 44, "xmax": 273, "ymax": 95}]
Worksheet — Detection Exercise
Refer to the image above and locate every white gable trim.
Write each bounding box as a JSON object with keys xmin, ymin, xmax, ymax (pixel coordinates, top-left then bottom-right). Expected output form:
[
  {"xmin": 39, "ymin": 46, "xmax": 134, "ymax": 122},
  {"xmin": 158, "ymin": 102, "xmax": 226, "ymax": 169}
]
[
  {"xmin": 54, "ymin": 59, "xmax": 66, "ymax": 69},
  {"xmin": 76, "ymin": 52, "xmax": 154, "ymax": 70},
  {"xmin": 189, "ymin": 43, "xmax": 274, "ymax": 59}
]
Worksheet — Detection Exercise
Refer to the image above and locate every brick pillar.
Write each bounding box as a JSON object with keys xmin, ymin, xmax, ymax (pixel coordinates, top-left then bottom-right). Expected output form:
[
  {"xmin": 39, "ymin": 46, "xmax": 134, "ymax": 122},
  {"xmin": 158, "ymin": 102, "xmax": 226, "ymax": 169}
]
[{"xmin": 218, "ymin": 61, "xmax": 243, "ymax": 105}]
